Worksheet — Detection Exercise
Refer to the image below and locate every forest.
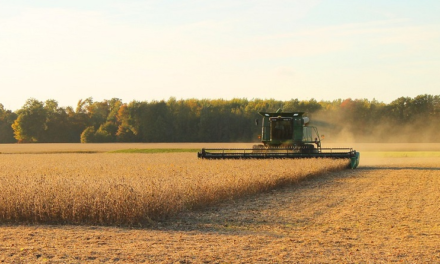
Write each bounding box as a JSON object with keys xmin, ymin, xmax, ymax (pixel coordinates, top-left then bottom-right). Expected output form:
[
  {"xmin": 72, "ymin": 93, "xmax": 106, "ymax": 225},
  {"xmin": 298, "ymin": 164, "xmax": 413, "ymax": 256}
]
[{"xmin": 1, "ymin": 94, "xmax": 439, "ymax": 144}]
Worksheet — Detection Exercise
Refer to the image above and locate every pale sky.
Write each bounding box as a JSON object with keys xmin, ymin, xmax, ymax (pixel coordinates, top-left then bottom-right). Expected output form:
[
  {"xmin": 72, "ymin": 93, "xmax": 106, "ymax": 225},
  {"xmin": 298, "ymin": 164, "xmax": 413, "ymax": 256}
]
[{"xmin": 1, "ymin": 0, "xmax": 439, "ymax": 111}]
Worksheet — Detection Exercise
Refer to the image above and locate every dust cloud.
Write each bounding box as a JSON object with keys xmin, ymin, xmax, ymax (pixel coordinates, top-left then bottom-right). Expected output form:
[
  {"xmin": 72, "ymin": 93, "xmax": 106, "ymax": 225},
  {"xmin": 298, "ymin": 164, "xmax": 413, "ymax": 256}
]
[{"xmin": 309, "ymin": 110, "xmax": 440, "ymax": 145}]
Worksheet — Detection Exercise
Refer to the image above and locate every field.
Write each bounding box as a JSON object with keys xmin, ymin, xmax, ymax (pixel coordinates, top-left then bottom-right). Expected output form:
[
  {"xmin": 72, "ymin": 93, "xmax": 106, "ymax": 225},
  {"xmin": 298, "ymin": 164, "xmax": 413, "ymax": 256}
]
[
  {"xmin": 0, "ymin": 153, "xmax": 346, "ymax": 226},
  {"xmin": 2, "ymin": 142, "xmax": 440, "ymax": 153},
  {"xmin": 1, "ymin": 143, "xmax": 440, "ymax": 262}
]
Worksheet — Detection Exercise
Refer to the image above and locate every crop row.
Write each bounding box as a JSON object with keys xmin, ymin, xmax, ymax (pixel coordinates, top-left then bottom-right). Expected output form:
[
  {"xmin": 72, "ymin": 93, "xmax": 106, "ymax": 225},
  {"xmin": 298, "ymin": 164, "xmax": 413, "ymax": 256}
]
[{"xmin": 0, "ymin": 153, "xmax": 347, "ymax": 226}]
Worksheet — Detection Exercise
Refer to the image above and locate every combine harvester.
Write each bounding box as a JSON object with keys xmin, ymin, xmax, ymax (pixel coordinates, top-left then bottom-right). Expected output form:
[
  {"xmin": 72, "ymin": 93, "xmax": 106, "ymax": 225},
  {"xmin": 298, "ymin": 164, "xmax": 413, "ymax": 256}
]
[{"xmin": 198, "ymin": 110, "xmax": 360, "ymax": 169}]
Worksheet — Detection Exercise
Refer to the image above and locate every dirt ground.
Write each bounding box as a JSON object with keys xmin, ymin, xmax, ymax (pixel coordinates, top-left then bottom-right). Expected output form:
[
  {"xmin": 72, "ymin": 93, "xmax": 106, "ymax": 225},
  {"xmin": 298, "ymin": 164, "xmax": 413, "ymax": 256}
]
[{"xmin": 1, "ymin": 148, "xmax": 440, "ymax": 263}]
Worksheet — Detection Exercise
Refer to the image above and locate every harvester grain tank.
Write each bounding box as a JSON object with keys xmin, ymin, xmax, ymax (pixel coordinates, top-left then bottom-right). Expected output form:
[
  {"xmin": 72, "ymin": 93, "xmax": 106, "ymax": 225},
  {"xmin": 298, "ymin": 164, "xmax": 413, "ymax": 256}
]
[{"xmin": 197, "ymin": 110, "xmax": 360, "ymax": 169}]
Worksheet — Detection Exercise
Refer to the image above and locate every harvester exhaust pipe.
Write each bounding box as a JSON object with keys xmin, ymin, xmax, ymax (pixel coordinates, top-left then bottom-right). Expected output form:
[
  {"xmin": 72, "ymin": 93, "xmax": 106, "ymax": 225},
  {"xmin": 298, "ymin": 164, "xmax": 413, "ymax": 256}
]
[{"xmin": 303, "ymin": 117, "xmax": 310, "ymax": 125}]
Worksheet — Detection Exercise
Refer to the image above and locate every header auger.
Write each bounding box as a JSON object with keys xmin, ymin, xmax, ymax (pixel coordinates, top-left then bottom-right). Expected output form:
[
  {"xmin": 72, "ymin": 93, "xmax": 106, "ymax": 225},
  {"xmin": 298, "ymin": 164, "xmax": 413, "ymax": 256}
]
[{"xmin": 198, "ymin": 110, "xmax": 360, "ymax": 169}]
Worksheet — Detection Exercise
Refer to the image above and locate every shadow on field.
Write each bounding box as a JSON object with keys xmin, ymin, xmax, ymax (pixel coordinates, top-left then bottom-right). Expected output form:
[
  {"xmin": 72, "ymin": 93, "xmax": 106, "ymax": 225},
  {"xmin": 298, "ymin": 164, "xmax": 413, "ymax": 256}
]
[
  {"xmin": 159, "ymin": 169, "xmax": 360, "ymax": 235},
  {"xmin": 359, "ymin": 166, "xmax": 440, "ymax": 171}
]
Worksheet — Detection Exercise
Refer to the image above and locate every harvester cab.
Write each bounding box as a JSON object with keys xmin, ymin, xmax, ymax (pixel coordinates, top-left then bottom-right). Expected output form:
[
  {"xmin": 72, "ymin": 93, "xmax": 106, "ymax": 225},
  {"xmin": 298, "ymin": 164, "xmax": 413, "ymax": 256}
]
[
  {"xmin": 256, "ymin": 111, "xmax": 321, "ymax": 151},
  {"xmin": 198, "ymin": 110, "xmax": 360, "ymax": 169}
]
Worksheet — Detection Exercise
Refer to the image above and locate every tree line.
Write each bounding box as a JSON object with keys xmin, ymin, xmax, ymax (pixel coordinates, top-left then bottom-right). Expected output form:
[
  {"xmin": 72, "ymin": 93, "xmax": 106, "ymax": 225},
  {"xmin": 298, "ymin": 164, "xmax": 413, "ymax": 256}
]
[{"xmin": 1, "ymin": 94, "xmax": 439, "ymax": 144}]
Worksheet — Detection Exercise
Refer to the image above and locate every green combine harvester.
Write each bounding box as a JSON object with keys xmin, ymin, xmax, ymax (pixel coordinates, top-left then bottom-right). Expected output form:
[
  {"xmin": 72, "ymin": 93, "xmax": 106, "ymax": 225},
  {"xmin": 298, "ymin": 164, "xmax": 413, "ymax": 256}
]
[{"xmin": 198, "ymin": 110, "xmax": 360, "ymax": 169}]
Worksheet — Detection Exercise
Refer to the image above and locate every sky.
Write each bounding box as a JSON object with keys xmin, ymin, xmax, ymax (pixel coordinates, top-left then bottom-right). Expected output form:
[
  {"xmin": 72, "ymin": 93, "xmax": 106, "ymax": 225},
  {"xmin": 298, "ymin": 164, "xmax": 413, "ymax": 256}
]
[{"xmin": 1, "ymin": 0, "xmax": 439, "ymax": 111}]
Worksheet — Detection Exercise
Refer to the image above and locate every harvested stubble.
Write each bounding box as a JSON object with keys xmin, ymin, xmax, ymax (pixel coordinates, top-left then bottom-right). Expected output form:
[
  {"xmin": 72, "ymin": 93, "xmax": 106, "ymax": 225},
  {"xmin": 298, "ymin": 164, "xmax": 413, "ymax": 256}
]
[{"xmin": 0, "ymin": 153, "xmax": 347, "ymax": 226}]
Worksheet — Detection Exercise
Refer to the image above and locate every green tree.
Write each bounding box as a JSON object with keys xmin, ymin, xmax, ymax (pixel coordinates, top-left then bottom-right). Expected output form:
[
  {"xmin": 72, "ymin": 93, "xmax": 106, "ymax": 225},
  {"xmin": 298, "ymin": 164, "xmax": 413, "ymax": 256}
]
[
  {"xmin": 12, "ymin": 99, "xmax": 47, "ymax": 143},
  {"xmin": 42, "ymin": 99, "xmax": 72, "ymax": 142},
  {"xmin": 0, "ymin": 104, "xmax": 17, "ymax": 143},
  {"xmin": 139, "ymin": 101, "xmax": 172, "ymax": 142},
  {"xmin": 80, "ymin": 126, "xmax": 96, "ymax": 143},
  {"xmin": 94, "ymin": 122, "xmax": 118, "ymax": 142}
]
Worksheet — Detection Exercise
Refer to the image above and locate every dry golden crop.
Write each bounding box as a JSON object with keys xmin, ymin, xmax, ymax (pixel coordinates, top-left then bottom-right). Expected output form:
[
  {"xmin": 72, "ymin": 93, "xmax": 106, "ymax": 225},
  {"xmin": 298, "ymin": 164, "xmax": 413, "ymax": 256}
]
[{"xmin": 0, "ymin": 153, "xmax": 347, "ymax": 226}]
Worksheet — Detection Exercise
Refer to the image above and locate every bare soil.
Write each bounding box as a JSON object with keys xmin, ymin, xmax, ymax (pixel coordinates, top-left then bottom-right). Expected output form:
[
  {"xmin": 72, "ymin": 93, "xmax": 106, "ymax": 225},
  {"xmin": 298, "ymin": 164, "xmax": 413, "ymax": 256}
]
[{"xmin": 1, "ymin": 144, "xmax": 440, "ymax": 263}]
